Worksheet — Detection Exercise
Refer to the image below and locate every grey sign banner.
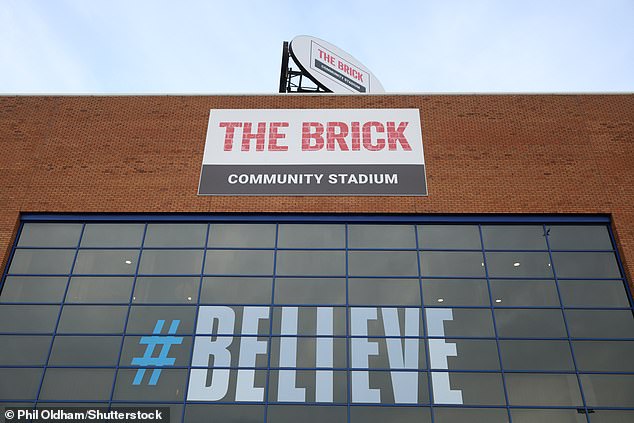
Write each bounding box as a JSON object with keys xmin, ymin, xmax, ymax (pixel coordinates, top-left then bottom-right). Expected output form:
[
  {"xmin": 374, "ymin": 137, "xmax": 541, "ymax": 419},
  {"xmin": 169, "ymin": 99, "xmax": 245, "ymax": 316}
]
[
  {"xmin": 198, "ymin": 164, "xmax": 427, "ymax": 196},
  {"xmin": 314, "ymin": 59, "xmax": 366, "ymax": 93}
]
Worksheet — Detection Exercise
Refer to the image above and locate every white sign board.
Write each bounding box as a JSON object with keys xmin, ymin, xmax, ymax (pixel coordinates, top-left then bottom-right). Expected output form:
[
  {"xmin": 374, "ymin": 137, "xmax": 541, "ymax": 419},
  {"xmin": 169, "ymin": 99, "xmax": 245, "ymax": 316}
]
[{"xmin": 198, "ymin": 109, "xmax": 426, "ymax": 196}]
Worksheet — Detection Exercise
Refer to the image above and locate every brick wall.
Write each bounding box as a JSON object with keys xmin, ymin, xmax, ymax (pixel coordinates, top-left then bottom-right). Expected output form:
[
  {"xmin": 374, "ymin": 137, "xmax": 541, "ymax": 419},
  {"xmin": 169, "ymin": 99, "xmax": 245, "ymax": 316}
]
[{"xmin": 1, "ymin": 94, "xmax": 633, "ymax": 289}]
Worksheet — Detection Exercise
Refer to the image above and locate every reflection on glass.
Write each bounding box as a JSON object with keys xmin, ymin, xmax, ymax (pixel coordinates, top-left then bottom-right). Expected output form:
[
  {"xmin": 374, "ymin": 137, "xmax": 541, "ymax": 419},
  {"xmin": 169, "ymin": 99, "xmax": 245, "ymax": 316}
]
[
  {"xmin": 486, "ymin": 252, "xmax": 552, "ymax": 278},
  {"xmin": 348, "ymin": 225, "xmax": 415, "ymax": 249},
  {"xmin": 0, "ymin": 368, "xmax": 44, "ymax": 400},
  {"xmin": 552, "ymin": 252, "xmax": 621, "ymax": 278},
  {"xmin": 208, "ymin": 224, "xmax": 276, "ymax": 248},
  {"xmin": 434, "ymin": 407, "xmax": 508, "ymax": 423},
  {"xmin": 489, "ymin": 279, "xmax": 560, "ymax": 306},
  {"xmin": 0, "ymin": 335, "xmax": 52, "ymax": 365},
  {"xmin": 74, "ymin": 250, "xmax": 139, "ymax": 275},
  {"xmin": 482, "ymin": 225, "xmax": 547, "ymax": 250},
  {"xmin": 144, "ymin": 223, "xmax": 207, "ymax": 247},
  {"xmin": 80, "ymin": 224, "xmax": 144, "ymax": 247},
  {"xmin": 547, "ymin": 225, "xmax": 613, "ymax": 250},
  {"xmin": 201, "ymin": 277, "xmax": 272, "ymax": 304},
  {"xmin": 0, "ymin": 305, "xmax": 59, "ymax": 333},
  {"xmin": 558, "ymin": 280, "xmax": 630, "ymax": 307},
  {"xmin": 18, "ymin": 223, "xmax": 82, "ymax": 247},
  {"xmin": 66, "ymin": 277, "xmax": 134, "ymax": 303},
  {"xmin": 422, "ymin": 279, "xmax": 489, "ymax": 306},
  {"xmin": 139, "ymin": 250, "xmax": 203, "ymax": 275},
  {"xmin": 351, "ymin": 406, "xmax": 432, "ymax": 422},
  {"xmin": 510, "ymin": 408, "xmax": 586, "ymax": 423},
  {"xmin": 184, "ymin": 404, "xmax": 264, "ymax": 423},
  {"xmin": 39, "ymin": 368, "xmax": 115, "ymax": 400},
  {"xmin": 565, "ymin": 310, "xmax": 634, "ymax": 338},
  {"xmin": 573, "ymin": 341, "xmax": 634, "ymax": 372},
  {"xmin": 420, "ymin": 252, "xmax": 485, "ymax": 277},
  {"xmin": 278, "ymin": 224, "xmax": 345, "ymax": 248},
  {"xmin": 132, "ymin": 276, "xmax": 199, "ymax": 303},
  {"xmin": 205, "ymin": 250, "xmax": 274, "ymax": 275},
  {"xmin": 505, "ymin": 374, "xmax": 582, "ymax": 406},
  {"xmin": 495, "ymin": 309, "xmax": 567, "ymax": 338},
  {"xmin": 580, "ymin": 374, "xmax": 634, "ymax": 407},
  {"xmin": 499, "ymin": 340, "xmax": 574, "ymax": 371},
  {"xmin": 266, "ymin": 405, "xmax": 347, "ymax": 423},
  {"xmin": 9, "ymin": 249, "xmax": 75, "ymax": 275},
  {"xmin": 49, "ymin": 336, "xmax": 121, "ymax": 366},
  {"xmin": 275, "ymin": 278, "xmax": 345, "ymax": 305},
  {"xmin": 0, "ymin": 276, "xmax": 68, "ymax": 303},
  {"xmin": 57, "ymin": 305, "xmax": 127, "ymax": 334},
  {"xmin": 349, "ymin": 251, "xmax": 418, "ymax": 277},
  {"xmin": 350, "ymin": 279, "xmax": 420, "ymax": 306},
  {"xmin": 276, "ymin": 251, "xmax": 345, "ymax": 276}
]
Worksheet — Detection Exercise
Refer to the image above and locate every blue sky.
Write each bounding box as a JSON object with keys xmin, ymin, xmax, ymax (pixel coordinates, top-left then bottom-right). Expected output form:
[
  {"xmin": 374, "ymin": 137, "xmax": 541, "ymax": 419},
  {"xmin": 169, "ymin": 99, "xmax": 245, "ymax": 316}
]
[{"xmin": 1, "ymin": 0, "xmax": 633, "ymax": 93}]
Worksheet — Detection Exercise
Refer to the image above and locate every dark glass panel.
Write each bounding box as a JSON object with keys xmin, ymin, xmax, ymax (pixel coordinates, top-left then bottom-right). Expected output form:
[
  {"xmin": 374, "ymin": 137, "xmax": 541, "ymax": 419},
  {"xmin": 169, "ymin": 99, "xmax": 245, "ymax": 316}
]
[
  {"xmin": 9, "ymin": 249, "xmax": 75, "ymax": 275},
  {"xmin": 350, "ymin": 278, "xmax": 420, "ymax": 306},
  {"xmin": 510, "ymin": 409, "xmax": 587, "ymax": 423},
  {"xmin": 581, "ymin": 374, "xmax": 634, "ymax": 407},
  {"xmin": 440, "ymin": 308, "xmax": 495, "ymax": 337},
  {"xmin": 266, "ymin": 405, "xmax": 347, "ymax": 423},
  {"xmin": 417, "ymin": 225, "xmax": 481, "ymax": 249},
  {"xmin": 277, "ymin": 224, "xmax": 344, "ymax": 248},
  {"xmin": 482, "ymin": 225, "xmax": 547, "ymax": 250},
  {"xmin": 505, "ymin": 373, "xmax": 582, "ymax": 406},
  {"xmin": 558, "ymin": 280, "xmax": 630, "ymax": 307},
  {"xmin": 205, "ymin": 250, "xmax": 274, "ymax": 275},
  {"xmin": 486, "ymin": 252, "xmax": 553, "ymax": 278},
  {"xmin": 66, "ymin": 276, "xmax": 134, "ymax": 303},
  {"xmin": 132, "ymin": 276, "xmax": 199, "ymax": 304},
  {"xmin": 120, "ymin": 335, "xmax": 192, "ymax": 367},
  {"xmin": 49, "ymin": 335, "xmax": 121, "ymax": 366},
  {"xmin": 444, "ymin": 339, "xmax": 500, "ymax": 370},
  {"xmin": 200, "ymin": 277, "xmax": 272, "ymax": 304},
  {"xmin": 435, "ymin": 372, "xmax": 506, "ymax": 405},
  {"xmin": 57, "ymin": 305, "xmax": 127, "ymax": 334},
  {"xmin": 73, "ymin": 250, "xmax": 139, "ymax": 275},
  {"xmin": 112, "ymin": 369, "xmax": 187, "ymax": 401},
  {"xmin": 495, "ymin": 309, "xmax": 567, "ymax": 338},
  {"xmin": 126, "ymin": 306, "xmax": 196, "ymax": 335},
  {"xmin": 18, "ymin": 223, "xmax": 82, "ymax": 247},
  {"xmin": 552, "ymin": 252, "xmax": 621, "ymax": 278},
  {"xmin": 566, "ymin": 310, "xmax": 634, "ymax": 338},
  {"xmin": 39, "ymin": 368, "xmax": 115, "ymax": 400},
  {"xmin": 420, "ymin": 251, "xmax": 485, "ymax": 277},
  {"xmin": 80, "ymin": 223, "xmax": 144, "ymax": 247},
  {"xmin": 587, "ymin": 410, "xmax": 634, "ymax": 422},
  {"xmin": 547, "ymin": 225, "xmax": 613, "ymax": 250},
  {"xmin": 0, "ymin": 368, "xmax": 43, "ymax": 400},
  {"xmin": 435, "ymin": 408, "xmax": 508, "ymax": 423},
  {"xmin": 489, "ymin": 279, "xmax": 560, "ymax": 306},
  {"xmin": 573, "ymin": 341, "xmax": 634, "ymax": 372},
  {"xmin": 275, "ymin": 278, "xmax": 346, "ymax": 305},
  {"xmin": 184, "ymin": 404, "xmax": 264, "ymax": 423},
  {"xmin": 422, "ymin": 279, "xmax": 489, "ymax": 306},
  {"xmin": 348, "ymin": 224, "xmax": 416, "ymax": 249},
  {"xmin": 208, "ymin": 224, "xmax": 276, "ymax": 248},
  {"xmin": 351, "ymin": 406, "xmax": 432, "ymax": 422},
  {"xmin": 139, "ymin": 250, "xmax": 203, "ymax": 275},
  {"xmin": 0, "ymin": 335, "xmax": 51, "ymax": 365},
  {"xmin": 499, "ymin": 340, "xmax": 574, "ymax": 371},
  {"xmin": 276, "ymin": 251, "xmax": 345, "ymax": 276},
  {"xmin": 144, "ymin": 223, "xmax": 207, "ymax": 247},
  {"xmin": 0, "ymin": 276, "xmax": 68, "ymax": 303},
  {"xmin": 349, "ymin": 251, "xmax": 418, "ymax": 276},
  {"xmin": 0, "ymin": 305, "xmax": 59, "ymax": 333}
]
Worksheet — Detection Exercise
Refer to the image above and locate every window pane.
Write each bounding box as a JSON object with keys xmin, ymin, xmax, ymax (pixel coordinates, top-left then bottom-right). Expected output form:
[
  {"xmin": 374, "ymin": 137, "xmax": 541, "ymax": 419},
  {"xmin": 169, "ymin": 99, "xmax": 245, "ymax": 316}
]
[
  {"xmin": 126, "ymin": 306, "xmax": 196, "ymax": 335},
  {"xmin": 348, "ymin": 224, "xmax": 415, "ymax": 249},
  {"xmin": 208, "ymin": 223, "xmax": 276, "ymax": 248},
  {"xmin": 349, "ymin": 251, "xmax": 418, "ymax": 277},
  {"xmin": 566, "ymin": 310, "xmax": 634, "ymax": 338},
  {"xmin": 8, "ymin": 249, "xmax": 75, "ymax": 274},
  {"xmin": 505, "ymin": 374, "xmax": 582, "ymax": 406},
  {"xmin": 0, "ymin": 368, "xmax": 43, "ymax": 400},
  {"xmin": 435, "ymin": 372, "xmax": 505, "ymax": 405},
  {"xmin": 439, "ymin": 309, "xmax": 495, "ymax": 338},
  {"xmin": 350, "ymin": 278, "xmax": 420, "ymax": 306},
  {"xmin": 586, "ymin": 411, "xmax": 634, "ymax": 422},
  {"xmin": 39, "ymin": 368, "xmax": 115, "ymax": 400},
  {"xmin": 18, "ymin": 223, "xmax": 82, "ymax": 247},
  {"xmin": 57, "ymin": 305, "xmax": 127, "ymax": 334},
  {"xmin": 495, "ymin": 309, "xmax": 567, "ymax": 338},
  {"xmin": 350, "ymin": 307, "xmax": 424, "ymax": 338},
  {"xmin": 268, "ymin": 370, "xmax": 348, "ymax": 403},
  {"xmin": 113, "ymin": 368, "xmax": 187, "ymax": 401},
  {"xmin": 144, "ymin": 223, "xmax": 207, "ymax": 247},
  {"xmin": 73, "ymin": 250, "xmax": 139, "ymax": 275},
  {"xmin": 486, "ymin": 252, "xmax": 553, "ymax": 278},
  {"xmin": 0, "ymin": 276, "xmax": 68, "ymax": 303},
  {"xmin": 272, "ymin": 307, "xmax": 346, "ymax": 336},
  {"xmin": 435, "ymin": 408, "xmax": 508, "ymax": 423},
  {"xmin": 482, "ymin": 225, "xmax": 547, "ymax": 250},
  {"xmin": 573, "ymin": 341, "xmax": 634, "ymax": 372},
  {"xmin": 552, "ymin": 252, "xmax": 621, "ymax": 278},
  {"xmin": 0, "ymin": 305, "xmax": 59, "ymax": 333},
  {"xmin": 0, "ymin": 335, "xmax": 52, "ymax": 365},
  {"xmin": 49, "ymin": 336, "xmax": 121, "ymax": 366},
  {"xmin": 420, "ymin": 252, "xmax": 485, "ymax": 277},
  {"xmin": 191, "ymin": 336, "xmax": 268, "ymax": 367},
  {"xmin": 139, "ymin": 250, "xmax": 203, "ymax": 275},
  {"xmin": 351, "ymin": 406, "xmax": 432, "ymax": 423},
  {"xmin": 350, "ymin": 338, "xmax": 426, "ymax": 369},
  {"xmin": 267, "ymin": 405, "xmax": 347, "ymax": 423},
  {"xmin": 417, "ymin": 225, "xmax": 481, "ymax": 249},
  {"xmin": 489, "ymin": 279, "xmax": 560, "ymax": 306},
  {"xmin": 200, "ymin": 277, "xmax": 272, "ymax": 304},
  {"xmin": 275, "ymin": 278, "xmax": 346, "ymax": 305},
  {"xmin": 349, "ymin": 371, "xmax": 428, "ymax": 404},
  {"xmin": 276, "ymin": 251, "xmax": 345, "ymax": 276},
  {"xmin": 80, "ymin": 223, "xmax": 144, "ymax": 247},
  {"xmin": 422, "ymin": 279, "xmax": 489, "ymax": 306},
  {"xmin": 499, "ymin": 340, "xmax": 574, "ymax": 371},
  {"xmin": 547, "ymin": 225, "xmax": 613, "ymax": 250},
  {"xmin": 581, "ymin": 374, "xmax": 634, "ymax": 407},
  {"xmin": 277, "ymin": 224, "xmax": 344, "ymax": 248},
  {"xmin": 66, "ymin": 277, "xmax": 134, "ymax": 303},
  {"xmin": 120, "ymin": 335, "xmax": 192, "ymax": 367},
  {"xmin": 270, "ymin": 337, "xmax": 346, "ymax": 368},
  {"xmin": 132, "ymin": 276, "xmax": 199, "ymax": 303},
  {"xmin": 185, "ymin": 404, "xmax": 264, "ymax": 423},
  {"xmin": 444, "ymin": 339, "xmax": 500, "ymax": 370},
  {"xmin": 510, "ymin": 409, "xmax": 587, "ymax": 423},
  {"xmin": 205, "ymin": 250, "xmax": 274, "ymax": 275},
  {"xmin": 558, "ymin": 280, "xmax": 630, "ymax": 307}
]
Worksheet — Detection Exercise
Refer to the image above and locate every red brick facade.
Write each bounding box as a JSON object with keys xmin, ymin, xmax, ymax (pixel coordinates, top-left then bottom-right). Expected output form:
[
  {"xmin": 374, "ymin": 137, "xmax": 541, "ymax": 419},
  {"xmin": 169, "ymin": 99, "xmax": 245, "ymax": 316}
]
[{"xmin": 1, "ymin": 94, "xmax": 633, "ymax": 289}]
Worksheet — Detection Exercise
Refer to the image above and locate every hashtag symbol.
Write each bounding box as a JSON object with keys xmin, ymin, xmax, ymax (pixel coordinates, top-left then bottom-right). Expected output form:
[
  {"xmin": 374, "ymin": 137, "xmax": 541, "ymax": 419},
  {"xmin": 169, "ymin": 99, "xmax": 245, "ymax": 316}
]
[{"xmin": 131, "ymin": 319, "xmax": 183, "ymax": 386}]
